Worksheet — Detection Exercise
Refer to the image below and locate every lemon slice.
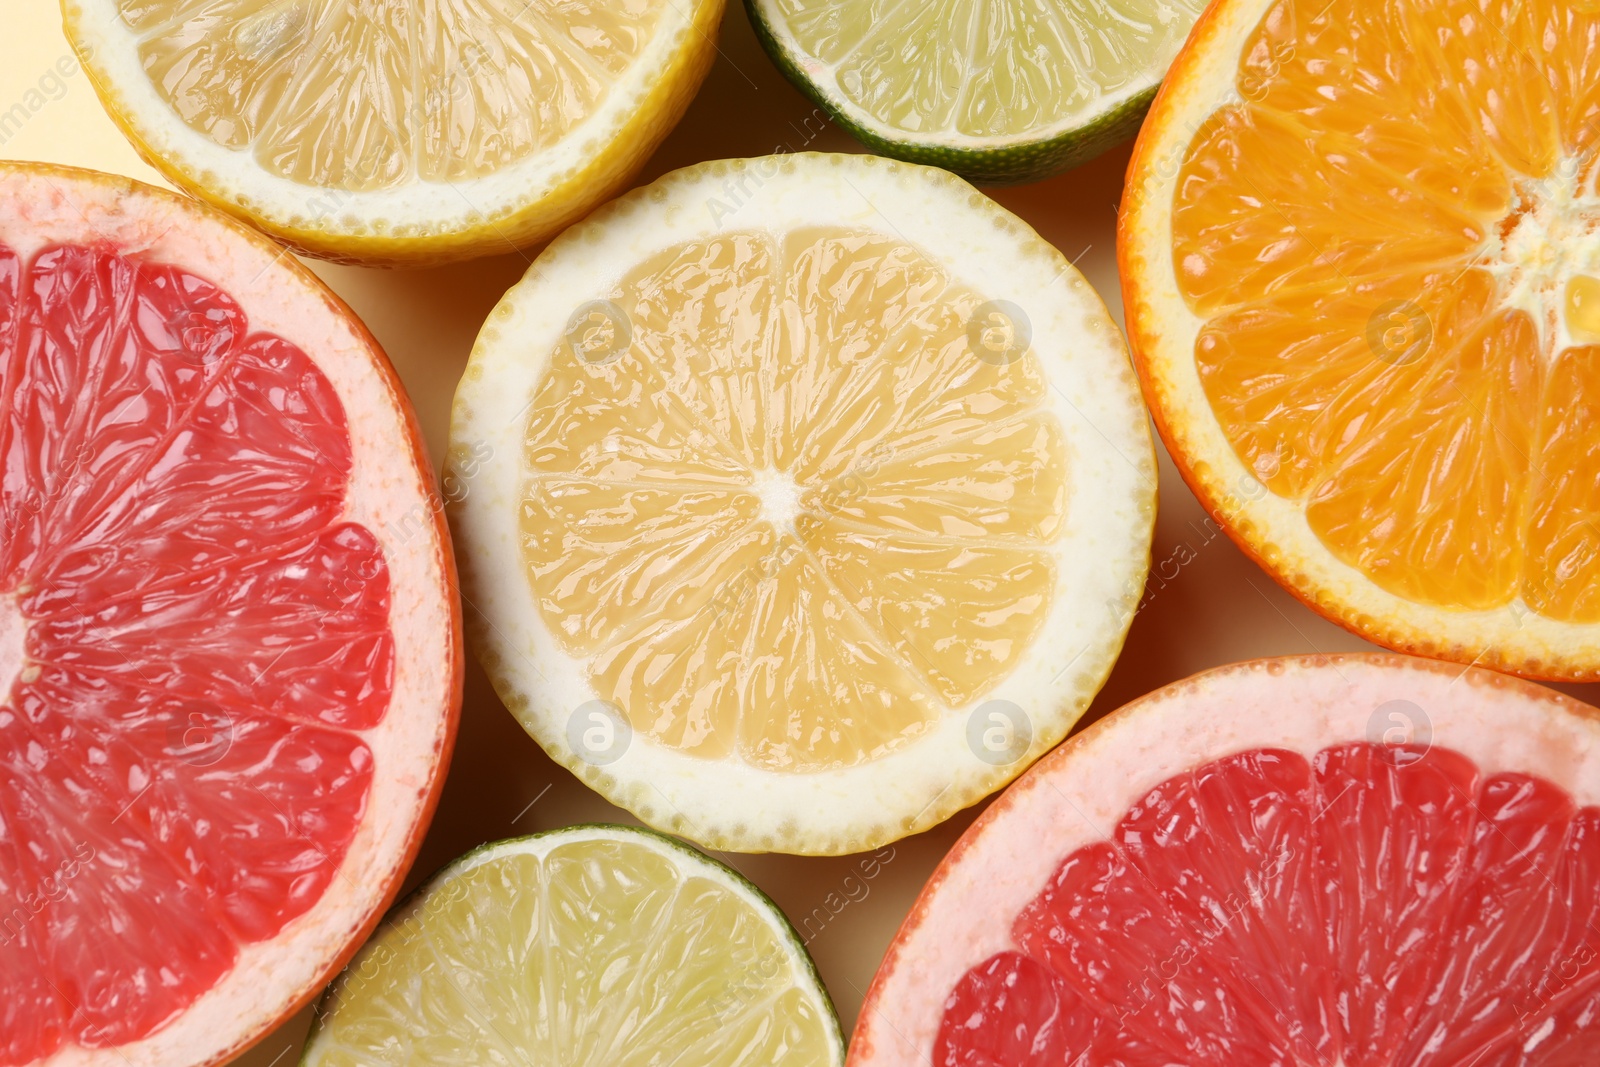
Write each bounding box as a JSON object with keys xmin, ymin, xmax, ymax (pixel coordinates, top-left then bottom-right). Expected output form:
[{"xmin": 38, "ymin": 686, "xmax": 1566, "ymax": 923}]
[
  {"xmin": 300, "ymin": 825, "xmax": 843, "ymax": 1066},
  {"xmin": 449, "ymin": 153, "xmax": 1155, "ymax": 855},
  {"xmin": 63, "ymin": 0, "xmax": 724, "ymax": 263},
  {"xmin": 746, "ymin": 0, "xmax": 1208, "ymax": 182}
]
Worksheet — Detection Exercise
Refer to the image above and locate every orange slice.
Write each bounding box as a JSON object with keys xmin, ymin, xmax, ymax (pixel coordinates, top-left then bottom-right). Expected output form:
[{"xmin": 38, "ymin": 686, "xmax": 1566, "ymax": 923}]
[
  {"xmin": 1121, "ymin": 0, "xmax": 1600, "ymax": 679},
  {"xmin": 851, "ymin": 654, "xmax": 1600, "ymax": 1066},
  {"xmin": 0, "ymin": 163, "xmax": 459, "ymax": 1067},
  {"xmin": 450, "ymin": 153, "xmax": 1156, "ymax": 855}
]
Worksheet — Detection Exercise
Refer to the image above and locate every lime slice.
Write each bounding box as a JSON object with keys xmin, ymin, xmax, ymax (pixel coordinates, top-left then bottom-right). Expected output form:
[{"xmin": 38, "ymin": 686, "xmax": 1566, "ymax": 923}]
[
  {"xmin": 299, "ymin": 826, "xmax": 845, "ymax": 1066},
  {"xmin": 746, "ymin": 0, "xmax": 1208, "ymax": 182}
]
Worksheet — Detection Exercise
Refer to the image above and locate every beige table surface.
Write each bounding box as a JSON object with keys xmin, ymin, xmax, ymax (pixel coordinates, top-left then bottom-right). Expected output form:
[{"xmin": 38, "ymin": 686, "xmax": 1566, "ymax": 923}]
[{"xmin": 6, "ymin": 4, "xmax": 1599, "ymax": 1063}]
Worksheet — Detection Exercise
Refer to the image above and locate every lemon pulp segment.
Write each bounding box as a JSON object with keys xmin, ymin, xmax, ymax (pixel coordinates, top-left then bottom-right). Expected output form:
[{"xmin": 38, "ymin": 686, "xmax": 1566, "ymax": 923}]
[
  {"xmin": 126, "ymin": 0, "xmax": 665, "ymax": 189},
  {"xmin": 519, "ymin": 228, "xmax": 1068, "ymax": 772}
]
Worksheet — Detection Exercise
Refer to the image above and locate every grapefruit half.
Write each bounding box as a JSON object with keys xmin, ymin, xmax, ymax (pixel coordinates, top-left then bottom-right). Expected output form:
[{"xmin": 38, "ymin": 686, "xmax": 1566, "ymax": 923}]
[
  {"xmin": 851, "ymin": 654, "xmax": 1600, "ymax": 1066},
  {"xmin": 0, "ymin": 163, "xmax": 460, "ymax": 1067}
]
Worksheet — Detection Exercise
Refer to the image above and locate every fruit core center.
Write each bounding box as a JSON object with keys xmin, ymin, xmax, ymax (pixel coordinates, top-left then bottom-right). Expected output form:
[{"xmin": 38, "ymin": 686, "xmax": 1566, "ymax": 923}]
[
  {"xmin": 1484, "ymin": 165, "xmax": 1600, "ymax": 345},
  {"xmin": 750, "ymin": 467, "xmax": 803, "ymax": 534},
  {"xmin": 0, "ymin": 595, "xmax": 27, "ymax": 702}
]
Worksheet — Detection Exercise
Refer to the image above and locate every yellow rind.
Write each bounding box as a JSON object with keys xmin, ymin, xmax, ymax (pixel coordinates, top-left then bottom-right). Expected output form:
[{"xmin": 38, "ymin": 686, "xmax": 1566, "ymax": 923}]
[{"xmin": 61, "ymin": 0, "xmax": 725, "ymax": 266}]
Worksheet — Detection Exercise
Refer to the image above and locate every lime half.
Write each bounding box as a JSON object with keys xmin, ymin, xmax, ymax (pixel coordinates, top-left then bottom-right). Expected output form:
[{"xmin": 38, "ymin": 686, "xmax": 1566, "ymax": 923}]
[
  {"xmin": 300, "ymin": 826, "xmax": 844, "ymax": 1066},
  {"xmin": 746, "ymin": 0, "xmax": 1208, "ymax": 182}
]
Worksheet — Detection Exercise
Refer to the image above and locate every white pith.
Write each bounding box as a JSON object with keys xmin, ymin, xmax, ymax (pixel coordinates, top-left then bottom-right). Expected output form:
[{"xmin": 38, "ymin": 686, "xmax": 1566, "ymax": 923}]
[
  {"xmin": 750, "ymin": 0, "xmax": 1199, "ymax": 151},
  {"xmin": 750, "ymin": 467, "xmax": 804, "ymax": 536},
  {"xmin": 849, "ymin": 654, "xmax": 1600, "ymax": 1067},
  {"xmin": 0, "ymin": 594, "xmax": 26, "ymax": 699},
  {"xmin": 0, "ymin": 165, "xmax": 457, "ymax": 1067},
  {"xmin": 1121, "ymin": 0, "xmax": 1600, "ymax": 675},
  {"xmin": 1479, "ymin": 159, "xmax": 1600, "ymax": 353},
  {"xmin": 450, "ymin": 153, "xmax": 1157, "ymax": 855},
  {"xmin": 301, "ymin": 826, "xmax": 846, "ymax": 1067},
  {"xmin": 61, "ymin": 0, "xmax": 699, "ymax": 239}
]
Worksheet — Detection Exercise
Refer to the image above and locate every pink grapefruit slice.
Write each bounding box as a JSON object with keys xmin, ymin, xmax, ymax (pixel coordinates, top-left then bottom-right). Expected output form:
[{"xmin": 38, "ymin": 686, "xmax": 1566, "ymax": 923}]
[
  {"xmin": 851, "ymin": 654, "xmax": 1600, "ymax": 1066},
  {"xmin": 0, "ymin": 163, "xmax": 460, "ymax": 1067}
]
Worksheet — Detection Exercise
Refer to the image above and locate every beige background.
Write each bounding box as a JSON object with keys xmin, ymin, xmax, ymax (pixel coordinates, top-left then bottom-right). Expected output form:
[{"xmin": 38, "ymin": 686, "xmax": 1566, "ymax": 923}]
[{"xmin": 6, "ymin": 3, "xmax": 1599, "ymax": 1063}]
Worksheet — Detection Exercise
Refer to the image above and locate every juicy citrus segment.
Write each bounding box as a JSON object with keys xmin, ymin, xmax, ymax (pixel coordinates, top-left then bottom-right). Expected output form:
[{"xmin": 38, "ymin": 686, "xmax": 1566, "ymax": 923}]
[
  {"xmin": 771, "ymin": 229, "xmax": 948, "ymax": 473},
  {"xmin": 519, "ymin": 480, "xmax": 765, "ymax": 656},
  {"xmin": 1237, "ymin": 1, "xmax": 1507, "ymax": 218},
  {"xmin": 517, "ymin": 224, "xmax": 1066, "ymax": 773},
  {"xmin": 522, "ymin": 344, "xmax": 748, "ymax": 486},
  {"xmin": 734, "ymin": 539, "xmax": 937, "ymax": 770},
  {"xmin": 804, "ymin": 415, "xmax": 1067, "ymax": 542},
  {"xmin": 1158, "ymin": 0, "xmax": 1600, "ymax": 623},
  {"xmin": 0, "ymin": 233, "xmax": 399, "ymax": 1060},
  {"xmin": 1172, "ymin": 105, "xmax": 1486, "ymax": 315},
  {"xmin": 1303, "ymin": 307, "xmax": 1540, "ymax": 610},
  {"xmin": 587, "ymin": 556, "xmax": 763, "ymax": 762},
  {"xmin": 1523, "ymin": 346, "xmax": 1600, "ymax": 621},
  {"xmin": 302, "ymin": 829, "xmax": 844, "ymax": 1067},
  {"xmin": 589, "ymin": 536, "xmax": 939, "ymax": 771},
  {"xmin": 411, "ymin": 0, "xmax": 664, "ymax": 182},
  {"xmin": 1408, "ymin": 0, "xmax": 1561, "ymax": 179},
  {"xmin": 128, "ymin": 0, "xmax": 663, "ymax": 188},
  {"xmin": 29, "ymin": 523, "xmax": 393, "ymax": 730},
  {"xmin": 934, "ymin": 738, "xmax": 1600, "ymax": 1064},
  {"xmin": 797, "ymin": 516, "xmax": 1055, "ymax": 707},
  {"xmin": 622, "ymin": 234, "xmax": 777, "ymax": 470},
  {"xmin": 24, "ymin": 666, "xmax": 375, "ymax": 941},
  {"xmin": 792, "ymin": 285, "xmax": 1049, "ymax": 485}
]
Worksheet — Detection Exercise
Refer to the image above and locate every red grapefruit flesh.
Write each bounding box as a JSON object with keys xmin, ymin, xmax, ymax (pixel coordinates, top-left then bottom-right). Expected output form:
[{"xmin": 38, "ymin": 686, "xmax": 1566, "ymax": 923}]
[
  {"xmin": 0, "ymin": 163, "xmax": 459, "ymax": 1067},
  {"xmin": 850, "ymin": 655, "xmax": 1600, "ymax": 1067}
]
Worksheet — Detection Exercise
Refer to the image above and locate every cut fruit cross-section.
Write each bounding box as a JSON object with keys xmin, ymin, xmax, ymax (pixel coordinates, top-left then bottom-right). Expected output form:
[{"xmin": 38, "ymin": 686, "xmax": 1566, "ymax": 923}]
[
  {"xmin": 851, "ymin": 654, "xmax": 1600, "ymax": 1067},
  {"xmin": 63, "ymin": 0, "xmax": 725, "ymax": 263},
  {"xmin": 747, "ymin": 0, "xmax": 1209, "ymax": 182},
  {"xmin": 1121, "ymin": 0, "xmax": 1600, "ymax": 679},
  {"xmin": 299, "ymin": 825, "xmax": 845, "ymax": 1067},
  {"xmin": 450, "ymin": 153, "xmax": 1155, "ymax": 855},
  {"xmin": 0, "ymin": 163, "xmax": 459, "ymax": 1067}
]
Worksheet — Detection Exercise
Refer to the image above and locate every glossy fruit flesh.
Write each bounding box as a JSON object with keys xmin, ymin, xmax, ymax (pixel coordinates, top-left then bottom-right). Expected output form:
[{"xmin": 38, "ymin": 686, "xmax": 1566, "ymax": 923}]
[
  {"xmin": 1172, "ymin": 0, "xmax": 1600, "ymax": 620},
  {"xmin": 304, "ymin": 831, "xmax": 841, "ymax": 1066},
  {"xmin": 519, "ymin": 227, "xmax": 1067, "ymax": 772},
  {"xmin": 0, "ymin": 241, "xmax": 389, "ymax": 1062},
  {"xmin": 124, "ymin": 0, "xmax": 664, "ymax": 189},
  {"xmin": 936, "ymin": 740, "xmax": 1600, "ymax": 1065},
  {"xmin": 769, "ymin": 0, "xmax": 1203, "ymax": 141}
]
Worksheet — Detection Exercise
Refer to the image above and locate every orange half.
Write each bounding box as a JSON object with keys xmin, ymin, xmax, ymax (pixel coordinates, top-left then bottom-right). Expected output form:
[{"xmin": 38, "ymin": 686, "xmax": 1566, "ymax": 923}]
[{"xmin": 1122, "ymin": 0, "xmax": 1600, "ymax": 679}]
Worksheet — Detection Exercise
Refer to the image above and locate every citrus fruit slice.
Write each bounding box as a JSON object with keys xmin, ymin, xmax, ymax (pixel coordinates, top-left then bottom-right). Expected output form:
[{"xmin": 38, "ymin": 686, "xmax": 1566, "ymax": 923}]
[
  {"xmin": 746, "ymin": 0, "xmax": 1208, "ymax": 182},
  {"xmin": 851, "ymin": 654, "xmax": 1600, "ymax": 1066},
  {"xmin": 0, "ymin": 162, "xmax": 459, "ymax": 1067},
  {"xmin": 62, "ymin": 0, "xmax": 724, "ymax": 264},
  {"xmin": 449, "ymin": 152, "xmax": 1155, "ymax": 855},
  {"xmin": 1122, "ymin": 0, "xmax": 1600, "ymax": 679},
  {"xmin": 300, "ymin": 824, "xmax": 845, "ymax": 1066}
]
